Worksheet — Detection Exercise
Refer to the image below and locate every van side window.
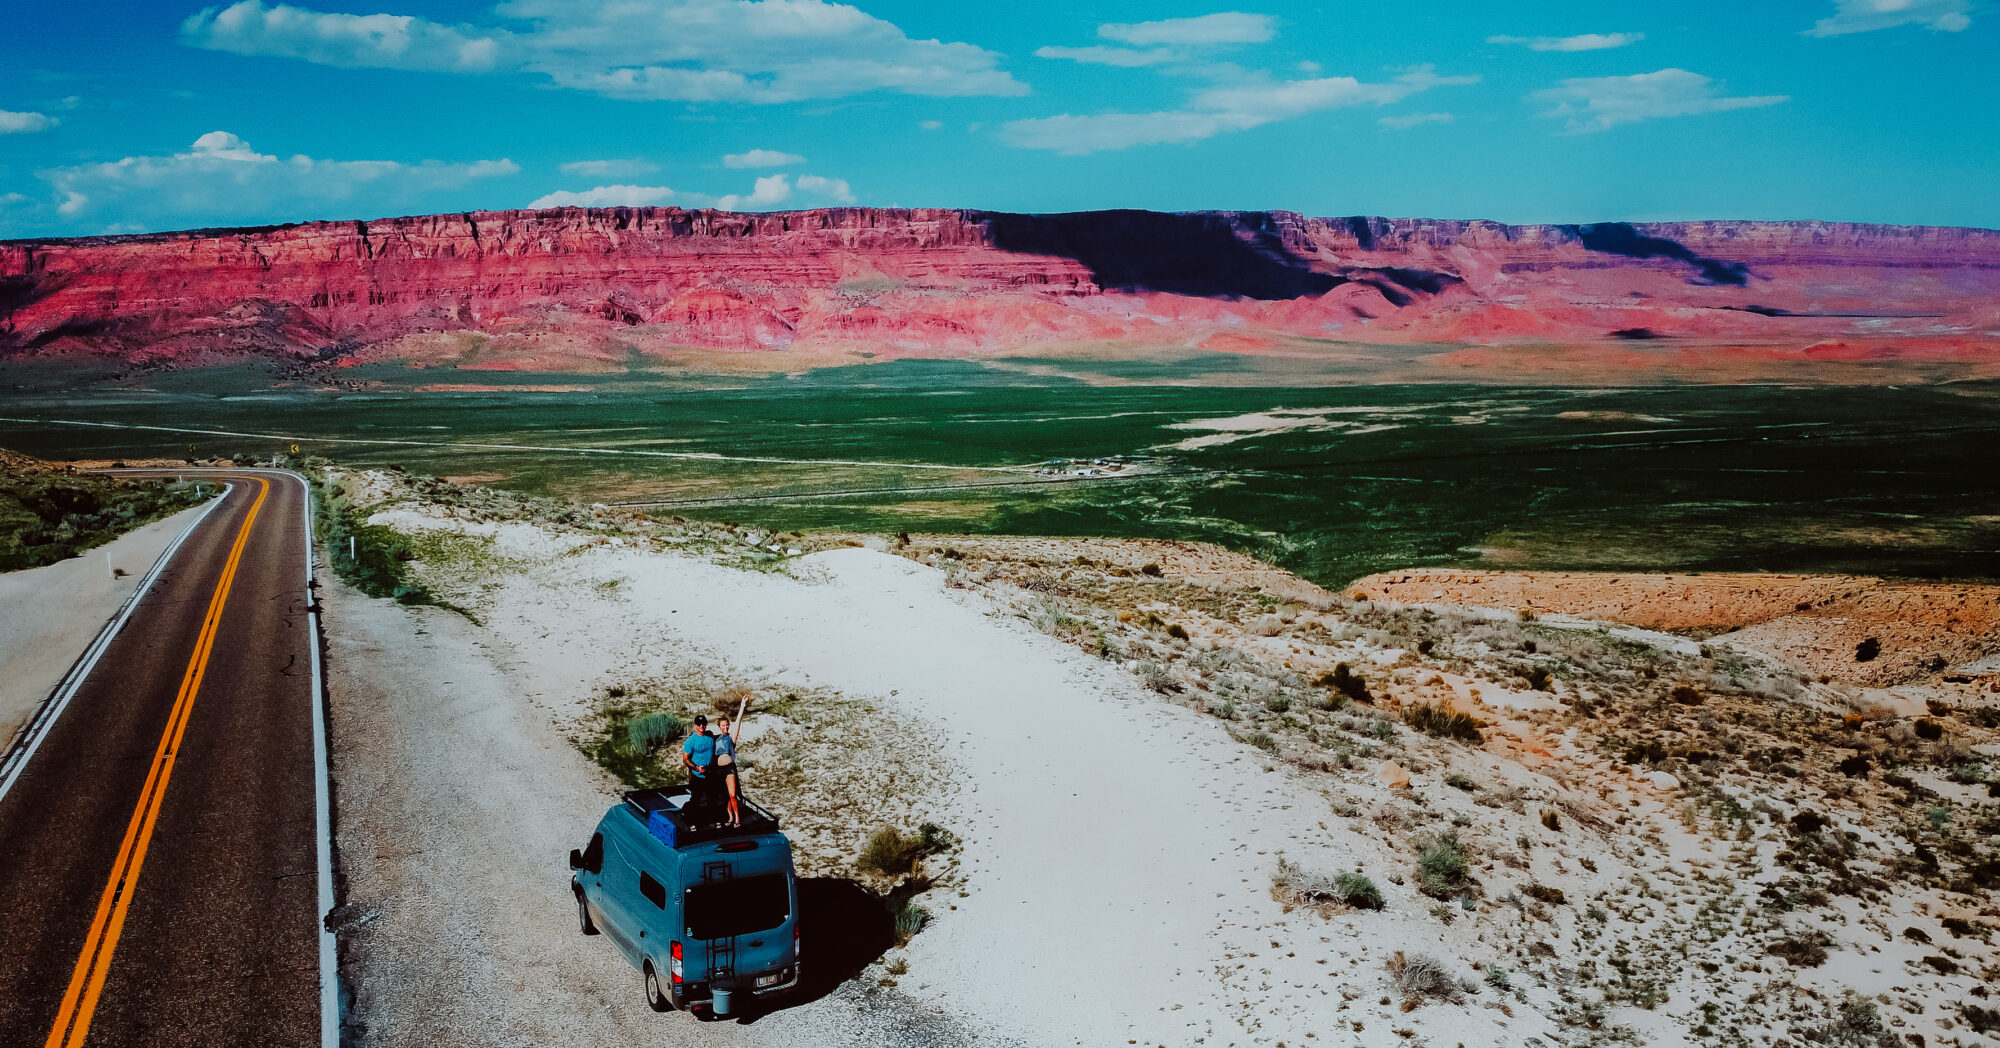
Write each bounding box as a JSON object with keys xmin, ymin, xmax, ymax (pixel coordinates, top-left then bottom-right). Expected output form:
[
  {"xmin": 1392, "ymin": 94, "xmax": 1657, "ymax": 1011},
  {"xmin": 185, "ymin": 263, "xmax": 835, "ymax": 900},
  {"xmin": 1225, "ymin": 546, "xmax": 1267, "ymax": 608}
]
[
  {"xmin": 639, "ymin": 870, "xmax": 667, "ymax": 910},
  {"xmin": 582, "ymin": 833, "xmax": 603, "ymax": 874}
]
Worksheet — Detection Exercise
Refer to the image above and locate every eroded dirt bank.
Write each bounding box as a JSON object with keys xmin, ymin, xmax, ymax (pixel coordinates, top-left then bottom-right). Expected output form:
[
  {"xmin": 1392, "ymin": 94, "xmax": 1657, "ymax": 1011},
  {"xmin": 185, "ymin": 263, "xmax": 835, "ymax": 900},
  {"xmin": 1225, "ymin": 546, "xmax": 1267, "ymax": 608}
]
[{"xmin": 1353, "ymin": 568, "xmax": 2000, "ymax": 689}]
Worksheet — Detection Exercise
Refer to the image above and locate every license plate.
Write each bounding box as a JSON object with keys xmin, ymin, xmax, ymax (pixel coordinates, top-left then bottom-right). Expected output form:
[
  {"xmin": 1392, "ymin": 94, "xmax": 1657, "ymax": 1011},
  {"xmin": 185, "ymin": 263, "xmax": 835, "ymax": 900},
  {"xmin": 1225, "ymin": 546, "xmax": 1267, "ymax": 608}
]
[{"xmin": 756, "ymin": 973, "xmax": 782, "ymax": 987}]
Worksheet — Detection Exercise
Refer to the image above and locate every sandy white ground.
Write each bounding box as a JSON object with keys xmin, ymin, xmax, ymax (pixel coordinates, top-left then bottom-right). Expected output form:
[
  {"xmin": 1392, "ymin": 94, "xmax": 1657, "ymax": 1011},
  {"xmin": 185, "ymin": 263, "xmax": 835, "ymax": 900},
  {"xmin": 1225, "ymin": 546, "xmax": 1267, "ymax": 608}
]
[
  {"xmin": 358, "ymin": 502, "xmax": 1564, "ymax": 1048},
  {"xmin": 0, "ymin": 503, "xmax": 208, "ymax": 747}
]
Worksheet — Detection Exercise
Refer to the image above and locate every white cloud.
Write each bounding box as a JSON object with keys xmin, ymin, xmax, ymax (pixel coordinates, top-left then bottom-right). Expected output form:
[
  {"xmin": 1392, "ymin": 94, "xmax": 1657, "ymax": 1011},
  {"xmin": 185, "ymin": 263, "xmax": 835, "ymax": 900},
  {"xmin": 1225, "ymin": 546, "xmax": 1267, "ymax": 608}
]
[
  {"xmin": 529, "ymin": 183, "xmax": 675, "ymax": 208},
  {"xmin": 713, "ymin": 173, "xmax": 792, "ymax": 211},
  {"xmin": 1378, "ymin": 111, "xmax": 1454, "ymax": 130},
  {"xmin": 531, "ymin": 170, "xmax": 852, "ymax": 211},
  {"xmin": 182, "ymin": 0, "xmax": 1027, "ymax": 104},
  {"xmin": 919, "ymin": 119, "xmax": 943, "ymax": 130},
  {"xmin": 1532, "ymin": 68, "xmax": 1788, "ymax": 134},
  {"xmin": 1098, "ymin": 12, "xmax": 1275, "ymax": 46},
  {"xmin": 722, "ymin": 148, "xmax": 804, "ymax": 169},
  {"xmin": 1033, "ymin": 45, "xmax": 1177, "ymax": 67},
  {"xmin": 1488, "ymin": 32, "xmax": 1644, "ymax": 51},
  {"xmin": 1807, "ymin": 0, "xmax": 1971, "ymax": 35},
  {"xmin": 0, "ymin": 110, "xmax": 57, "ymax": 134},
  {"xmin": 1001, "ymin": 110, "xmax": 1259, "ymax": 152},
  {"xmin": 559, "ymin": 158, "xmax": 659, "ymax": 177},
  {"xmin": 796, "ymin": 174, "xmax": 854, "ymax": 203},
  {"xmin": 179, "ymin": 1, "xmax": 505, "ymax": 71},
  {"xmin": 1038, "ymin": 11, "xmax": 1275, "ymax": 66},
  {"xmin": 1002, "ymin": 65, "xmax": 1476, "ymax": 154},
  {"xmin": 39, "ymin": 131, "xmax": 517, "ymax": 228},
  {"xmin": 0, "ymin": 192, "xmax": 30, "ymax": 206}
]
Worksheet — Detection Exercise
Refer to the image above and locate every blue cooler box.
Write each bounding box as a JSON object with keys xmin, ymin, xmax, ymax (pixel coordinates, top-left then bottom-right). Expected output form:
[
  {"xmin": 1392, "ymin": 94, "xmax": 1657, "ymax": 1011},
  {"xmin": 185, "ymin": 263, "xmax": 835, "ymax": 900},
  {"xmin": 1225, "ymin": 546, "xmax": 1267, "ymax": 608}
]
[{"xmin": 646, "ymin": 809, "xmax": 678, "ymax": 848}]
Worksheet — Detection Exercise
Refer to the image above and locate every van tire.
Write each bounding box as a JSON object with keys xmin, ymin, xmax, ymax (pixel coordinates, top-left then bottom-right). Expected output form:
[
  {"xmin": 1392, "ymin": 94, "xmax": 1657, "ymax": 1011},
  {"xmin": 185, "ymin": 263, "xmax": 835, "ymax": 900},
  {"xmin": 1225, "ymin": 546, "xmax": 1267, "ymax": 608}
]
[
  {"xmin": 575, "ymin": 890, "xmax": 598, "ymax": 935},
  {"xmin": 644, "ymin": 962, "xmax": 672, "ymax": 1012}
]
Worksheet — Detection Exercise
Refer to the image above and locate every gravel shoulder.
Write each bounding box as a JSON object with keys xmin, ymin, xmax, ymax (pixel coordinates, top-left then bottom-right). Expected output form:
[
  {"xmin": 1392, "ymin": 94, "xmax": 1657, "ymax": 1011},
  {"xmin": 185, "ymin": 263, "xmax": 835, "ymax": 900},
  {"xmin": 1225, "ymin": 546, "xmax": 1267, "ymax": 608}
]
[{"xmin": 0, "ymin": 502, "xmax": 208, "ymax": 747}]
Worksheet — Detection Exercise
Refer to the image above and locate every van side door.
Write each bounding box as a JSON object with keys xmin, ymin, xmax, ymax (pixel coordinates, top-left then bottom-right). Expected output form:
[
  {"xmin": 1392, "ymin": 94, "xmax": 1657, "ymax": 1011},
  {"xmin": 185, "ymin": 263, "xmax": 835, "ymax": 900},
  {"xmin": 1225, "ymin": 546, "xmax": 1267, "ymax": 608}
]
[{"xmin": 595, "ymin": 832, "xmax": 648, "ymax": 966}]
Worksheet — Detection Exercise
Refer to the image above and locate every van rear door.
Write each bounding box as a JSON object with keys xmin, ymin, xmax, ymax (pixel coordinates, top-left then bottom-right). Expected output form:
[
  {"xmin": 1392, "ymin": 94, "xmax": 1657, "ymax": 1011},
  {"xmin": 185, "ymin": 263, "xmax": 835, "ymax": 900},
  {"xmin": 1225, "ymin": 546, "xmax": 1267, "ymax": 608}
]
[{"xmin": 684, "ymin": 871, "xmax": 794, "ymax": 984}]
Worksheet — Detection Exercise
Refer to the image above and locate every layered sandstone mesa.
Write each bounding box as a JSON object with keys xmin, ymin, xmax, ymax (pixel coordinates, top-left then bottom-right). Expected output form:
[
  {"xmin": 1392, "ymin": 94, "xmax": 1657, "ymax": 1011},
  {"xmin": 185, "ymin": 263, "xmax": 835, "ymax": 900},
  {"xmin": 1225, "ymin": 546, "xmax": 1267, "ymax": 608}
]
[{"xmin": 2, "ymin": 207, "xmax": 1997, "ymax": 368}]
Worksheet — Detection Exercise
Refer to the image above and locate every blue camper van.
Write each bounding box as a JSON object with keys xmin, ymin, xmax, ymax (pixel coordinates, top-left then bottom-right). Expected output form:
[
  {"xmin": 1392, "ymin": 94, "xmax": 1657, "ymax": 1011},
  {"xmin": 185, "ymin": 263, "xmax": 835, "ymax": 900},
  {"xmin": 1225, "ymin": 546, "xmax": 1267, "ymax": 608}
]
[{"xmin": 569, "ymin": 787, "xmax": 799, "ymax": 1018}]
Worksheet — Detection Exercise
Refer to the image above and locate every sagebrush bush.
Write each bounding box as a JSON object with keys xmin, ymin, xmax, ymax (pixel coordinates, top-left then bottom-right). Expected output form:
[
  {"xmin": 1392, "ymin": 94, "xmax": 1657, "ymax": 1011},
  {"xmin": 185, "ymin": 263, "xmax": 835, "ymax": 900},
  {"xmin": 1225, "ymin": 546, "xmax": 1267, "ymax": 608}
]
[
  {"xmin": 1273, "ymin": 859, "xmax": 1384, "ymax": 911},
  {"xmin": 917, "ymin": 821, "xmax": 959, "ymax": 854},
  {"xmin": 858, "ymin": 826, "xmax": 925, "ymax": 877},
  {"xmin": 1404, "ymin": 703, "xmax": 1484, "ymax": 744},
  {"xmin": 1767, "ymin": 929, "xmax": 1831, "ymax": 967},
  {"xmin": 1795, "ymin": 990, "xmax": 1886, "ymax": 1047},
  {"xmin": 1334, "ymin": 872, "xmax": 1384, "ymax": 910},
  {"xmin": 1317, "ymin": 663, "xmax": 1374, "ymax": 705},
  {"xmin": 626, "ymin": 712, "xmax": 686, "ymax": 753},
  {"xmin": 1522, "ymin": 883, "xmax": 1566, "ymax": 905},
  {"xmin": 1136, "ymin": 660, "xmax": 1178, "ymax": 694},
  {"xmin": 1416, "ymin": 830, "xmax": 1471, "ymax": 898}
]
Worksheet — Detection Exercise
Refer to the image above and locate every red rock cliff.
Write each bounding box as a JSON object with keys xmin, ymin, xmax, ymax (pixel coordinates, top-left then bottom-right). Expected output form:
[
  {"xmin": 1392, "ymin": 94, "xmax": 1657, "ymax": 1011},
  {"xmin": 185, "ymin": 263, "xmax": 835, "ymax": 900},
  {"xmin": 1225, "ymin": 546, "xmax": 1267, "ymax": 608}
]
[{"xmin": 2, "ymin": 207, "xmax": 1996, "ymax": 366}]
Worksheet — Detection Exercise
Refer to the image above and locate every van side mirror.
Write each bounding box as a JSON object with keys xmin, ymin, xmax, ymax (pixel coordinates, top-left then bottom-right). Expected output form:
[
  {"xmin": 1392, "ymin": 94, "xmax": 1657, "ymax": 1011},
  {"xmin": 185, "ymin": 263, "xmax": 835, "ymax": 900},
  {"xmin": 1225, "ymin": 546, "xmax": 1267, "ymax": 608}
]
[{"xmin": 568, "ymin": 849, "xmax": 586, "ymax": 871}]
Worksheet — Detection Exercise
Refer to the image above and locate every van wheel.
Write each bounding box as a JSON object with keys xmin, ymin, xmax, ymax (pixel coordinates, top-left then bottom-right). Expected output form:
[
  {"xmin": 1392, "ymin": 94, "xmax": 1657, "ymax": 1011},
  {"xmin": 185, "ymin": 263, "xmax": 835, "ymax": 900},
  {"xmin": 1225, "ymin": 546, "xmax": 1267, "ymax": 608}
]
[
  {"xmin": 575, "ymin": 890, "xmax": 598, "ymax": 935},
  {"xmin": 644, "ymin": 962, "xmax": 672, "ymax": 1013}
]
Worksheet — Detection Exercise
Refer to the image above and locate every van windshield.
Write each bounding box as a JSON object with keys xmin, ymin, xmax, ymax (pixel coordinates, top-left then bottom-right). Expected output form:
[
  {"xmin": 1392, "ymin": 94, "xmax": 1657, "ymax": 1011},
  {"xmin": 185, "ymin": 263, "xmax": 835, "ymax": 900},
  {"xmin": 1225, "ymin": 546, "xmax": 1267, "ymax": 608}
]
[{"xmin": 684, "ymin": 875, "xmax": 790, "ymax": 940}]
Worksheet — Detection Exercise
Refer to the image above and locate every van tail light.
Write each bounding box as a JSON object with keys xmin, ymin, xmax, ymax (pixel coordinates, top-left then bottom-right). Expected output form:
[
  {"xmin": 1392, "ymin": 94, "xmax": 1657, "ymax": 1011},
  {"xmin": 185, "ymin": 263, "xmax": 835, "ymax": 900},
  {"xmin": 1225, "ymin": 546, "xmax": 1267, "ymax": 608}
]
[
  {"xmin": 669, "ymin": 941, "xmax": 683, "ymax": 984},
  {"xmin": 794, "ymin": 925, "xmax": 801, "ymax": 959}
]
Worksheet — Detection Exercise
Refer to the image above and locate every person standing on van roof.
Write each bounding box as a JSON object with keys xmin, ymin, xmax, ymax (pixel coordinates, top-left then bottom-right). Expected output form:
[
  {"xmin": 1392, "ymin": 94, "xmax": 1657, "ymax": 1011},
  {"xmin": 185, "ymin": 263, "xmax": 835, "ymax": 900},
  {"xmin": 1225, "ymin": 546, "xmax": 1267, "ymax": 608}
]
[
  {"xmin": 681, "ymin": 715, "xmax": 717, "ymax": 820},
  {"xmin": 714, "ymin": 715, "xmax": 742, "ymax": 829}
]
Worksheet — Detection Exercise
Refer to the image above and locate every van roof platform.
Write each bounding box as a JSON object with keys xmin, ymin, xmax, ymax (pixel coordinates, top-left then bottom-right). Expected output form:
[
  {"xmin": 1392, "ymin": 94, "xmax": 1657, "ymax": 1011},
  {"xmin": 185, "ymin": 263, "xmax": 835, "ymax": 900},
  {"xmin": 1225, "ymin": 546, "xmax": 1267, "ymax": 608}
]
[{"xmin": 623, "ymin": 787, "xmax": 781, "ymax": 846}]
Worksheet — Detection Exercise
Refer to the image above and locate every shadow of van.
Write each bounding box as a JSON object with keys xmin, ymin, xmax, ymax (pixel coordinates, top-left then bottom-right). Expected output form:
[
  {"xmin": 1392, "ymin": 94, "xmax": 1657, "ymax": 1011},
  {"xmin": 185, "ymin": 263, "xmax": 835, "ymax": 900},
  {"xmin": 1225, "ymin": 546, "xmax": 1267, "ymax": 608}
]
[{"xmin": 728, "ymin": 876, "xmax": 895, "ymax": 1022}]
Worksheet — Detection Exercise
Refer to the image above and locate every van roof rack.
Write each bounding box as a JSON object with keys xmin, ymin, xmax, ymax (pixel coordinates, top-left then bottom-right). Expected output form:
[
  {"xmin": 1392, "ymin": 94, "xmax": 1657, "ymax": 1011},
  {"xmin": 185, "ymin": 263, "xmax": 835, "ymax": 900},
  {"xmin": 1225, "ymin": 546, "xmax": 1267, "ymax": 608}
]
[{"xmin": 623, "ymin": 787, "xmax": 781, "ymax": 846}]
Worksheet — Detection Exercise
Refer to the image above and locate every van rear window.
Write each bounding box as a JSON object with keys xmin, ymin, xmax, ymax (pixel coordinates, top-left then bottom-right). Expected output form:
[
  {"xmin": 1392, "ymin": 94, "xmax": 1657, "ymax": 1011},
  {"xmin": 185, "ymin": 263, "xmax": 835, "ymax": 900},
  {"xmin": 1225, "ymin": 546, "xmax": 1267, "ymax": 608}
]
[{"xmin": 684, "ymin": 875, "xmax": 789, "ymax": 940}]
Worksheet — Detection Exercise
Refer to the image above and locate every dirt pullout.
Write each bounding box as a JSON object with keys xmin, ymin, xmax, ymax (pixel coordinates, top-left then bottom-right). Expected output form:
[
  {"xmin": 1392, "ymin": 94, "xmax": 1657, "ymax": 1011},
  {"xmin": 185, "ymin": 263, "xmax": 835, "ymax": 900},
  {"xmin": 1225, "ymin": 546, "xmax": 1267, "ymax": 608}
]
[
  {"xmin": 320, "ymin": 572, "xmax": 989, "ymax": 1048},
  {"xmin": 1354, "ymin": 568, "xmax": 2000, "ymax": 688}
]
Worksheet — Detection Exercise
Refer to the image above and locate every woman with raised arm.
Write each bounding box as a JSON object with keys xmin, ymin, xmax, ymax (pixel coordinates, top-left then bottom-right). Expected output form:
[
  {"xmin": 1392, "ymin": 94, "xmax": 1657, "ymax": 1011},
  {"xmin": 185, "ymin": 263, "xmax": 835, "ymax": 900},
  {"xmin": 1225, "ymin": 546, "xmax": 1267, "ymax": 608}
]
[{"xmin": 713, "ymin": 714, "xmax": 742, "ymax": 829}]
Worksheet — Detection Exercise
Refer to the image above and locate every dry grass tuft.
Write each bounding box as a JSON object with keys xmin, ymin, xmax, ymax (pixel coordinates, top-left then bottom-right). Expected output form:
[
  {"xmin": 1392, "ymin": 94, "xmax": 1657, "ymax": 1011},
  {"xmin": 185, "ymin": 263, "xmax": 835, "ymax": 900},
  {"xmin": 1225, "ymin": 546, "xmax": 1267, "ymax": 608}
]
[{"xmin": 1386, "ymin": 951, "xmax": 1461, "ymax": 1005}]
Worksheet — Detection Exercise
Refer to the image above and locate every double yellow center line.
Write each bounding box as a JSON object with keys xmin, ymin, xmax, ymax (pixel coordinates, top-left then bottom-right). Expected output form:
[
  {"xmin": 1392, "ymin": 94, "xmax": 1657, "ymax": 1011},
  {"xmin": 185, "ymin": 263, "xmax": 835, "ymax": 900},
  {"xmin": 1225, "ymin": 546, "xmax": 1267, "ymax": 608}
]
[{"xmin": 43, "ymin": 478, "xmax": 270, "ymax": 1048}]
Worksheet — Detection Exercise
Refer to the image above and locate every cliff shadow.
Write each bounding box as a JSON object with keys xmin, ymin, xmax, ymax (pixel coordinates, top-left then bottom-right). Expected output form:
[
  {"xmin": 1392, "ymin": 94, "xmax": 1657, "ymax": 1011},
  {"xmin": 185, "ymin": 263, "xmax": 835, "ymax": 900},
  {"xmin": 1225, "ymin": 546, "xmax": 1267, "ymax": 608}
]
[
  {"xmin": 1570, "ymin": 222, "xmax": 1751, "ymax": 286},
  {"xmin": 981, "ymin": 210, "xmax": 1345, "ymax": 300}
]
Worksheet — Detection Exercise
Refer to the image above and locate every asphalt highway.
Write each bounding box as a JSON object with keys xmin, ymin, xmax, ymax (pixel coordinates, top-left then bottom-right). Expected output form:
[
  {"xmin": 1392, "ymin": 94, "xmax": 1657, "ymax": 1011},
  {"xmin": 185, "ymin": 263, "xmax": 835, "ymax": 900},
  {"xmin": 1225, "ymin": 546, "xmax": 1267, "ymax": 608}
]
[{"xmin": 0, "ymin": 472, "xmax": 322, "ymax": 1048}]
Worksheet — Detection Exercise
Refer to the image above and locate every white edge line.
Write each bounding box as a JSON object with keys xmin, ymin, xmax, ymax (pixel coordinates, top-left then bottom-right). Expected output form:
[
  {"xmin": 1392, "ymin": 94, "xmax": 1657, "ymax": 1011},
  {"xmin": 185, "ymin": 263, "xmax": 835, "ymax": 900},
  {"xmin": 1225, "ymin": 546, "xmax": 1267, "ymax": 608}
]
[
  {"xmin": 0, "ymin": 481, "xmax": 233, "ymax": 803},
  {"xmin": 298, "ymin": 469, "xmax": 339, "ymax": 1048}
]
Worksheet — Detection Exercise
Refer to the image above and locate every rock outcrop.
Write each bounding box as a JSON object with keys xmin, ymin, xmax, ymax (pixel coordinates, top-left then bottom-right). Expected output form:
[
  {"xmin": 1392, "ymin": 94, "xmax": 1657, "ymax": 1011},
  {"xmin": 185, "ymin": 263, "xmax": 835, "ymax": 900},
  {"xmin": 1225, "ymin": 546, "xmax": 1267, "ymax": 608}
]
[{"xmin": 2, "ymin": 207, "xmax": 1996, "ymax": 368}]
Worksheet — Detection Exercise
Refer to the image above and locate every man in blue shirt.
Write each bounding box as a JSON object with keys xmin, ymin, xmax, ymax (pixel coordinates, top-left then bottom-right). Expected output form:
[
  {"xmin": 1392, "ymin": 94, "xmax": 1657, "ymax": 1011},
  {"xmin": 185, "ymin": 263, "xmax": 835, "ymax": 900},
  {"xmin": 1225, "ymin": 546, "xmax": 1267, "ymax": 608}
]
[{"xmin": 681, "ymin": 715, "xmax": 717, "ymax": 820}]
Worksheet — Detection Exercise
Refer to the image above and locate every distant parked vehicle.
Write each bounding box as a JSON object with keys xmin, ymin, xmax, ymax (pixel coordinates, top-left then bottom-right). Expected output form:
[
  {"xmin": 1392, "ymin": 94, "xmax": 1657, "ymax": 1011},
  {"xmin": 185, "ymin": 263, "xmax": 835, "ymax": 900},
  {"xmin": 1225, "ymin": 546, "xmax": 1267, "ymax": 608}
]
[{"xmin": 569, "ymin": 788, "xmax": 799, "ymax": 1018}]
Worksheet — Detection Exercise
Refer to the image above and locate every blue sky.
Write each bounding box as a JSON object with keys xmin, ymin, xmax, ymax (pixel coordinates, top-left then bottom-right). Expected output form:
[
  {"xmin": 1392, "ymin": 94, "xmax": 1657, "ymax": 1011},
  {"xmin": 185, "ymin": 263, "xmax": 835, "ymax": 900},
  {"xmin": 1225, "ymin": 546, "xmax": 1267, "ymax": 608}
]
[{"xmin": 1, "ymin": 0, "xmax": 1994, "ymax": 236}]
